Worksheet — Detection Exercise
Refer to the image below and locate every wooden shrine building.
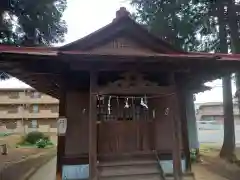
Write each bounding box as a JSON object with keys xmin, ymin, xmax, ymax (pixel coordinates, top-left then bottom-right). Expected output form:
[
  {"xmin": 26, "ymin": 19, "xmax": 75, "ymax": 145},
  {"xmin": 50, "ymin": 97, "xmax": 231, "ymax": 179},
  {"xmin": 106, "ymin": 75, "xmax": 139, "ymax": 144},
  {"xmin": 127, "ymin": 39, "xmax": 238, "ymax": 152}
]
[{"xmin": 1, "ymin": 7, "xmax": 240, "ymax": 180}]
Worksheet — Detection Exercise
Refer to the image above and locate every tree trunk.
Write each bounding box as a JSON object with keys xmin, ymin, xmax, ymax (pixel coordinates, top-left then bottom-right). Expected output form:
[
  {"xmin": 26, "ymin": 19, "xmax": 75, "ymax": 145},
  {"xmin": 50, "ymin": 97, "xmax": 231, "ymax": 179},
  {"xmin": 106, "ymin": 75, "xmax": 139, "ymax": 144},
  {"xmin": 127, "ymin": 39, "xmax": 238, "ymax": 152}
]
[
  {"xmin": 220, "ymin": 75, "xmax": 236, "ymax": 161},
  {"xmin": 218, "ymin": 1, "xmax": 236, "ymax": 161},
  {"xmin": 227, "ymin": 0, "xmax": 240, "ymax": 129},
  {"xmin": 235, "ymin": 73, "xmax": 240, "ymax": 114}
]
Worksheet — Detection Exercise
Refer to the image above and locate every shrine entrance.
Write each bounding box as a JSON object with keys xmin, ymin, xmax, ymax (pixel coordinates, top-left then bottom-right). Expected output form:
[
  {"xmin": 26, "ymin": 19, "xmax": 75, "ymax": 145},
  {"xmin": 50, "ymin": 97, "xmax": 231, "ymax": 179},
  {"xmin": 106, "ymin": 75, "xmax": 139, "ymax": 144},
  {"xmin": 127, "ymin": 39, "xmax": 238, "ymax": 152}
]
[
  {"xmin": 96, "ymin": 72, "xmax": 174, "ymax": 156},
  {"xmin": 97, "ymin": 97, "xmax": 154, "ymax": 155}
]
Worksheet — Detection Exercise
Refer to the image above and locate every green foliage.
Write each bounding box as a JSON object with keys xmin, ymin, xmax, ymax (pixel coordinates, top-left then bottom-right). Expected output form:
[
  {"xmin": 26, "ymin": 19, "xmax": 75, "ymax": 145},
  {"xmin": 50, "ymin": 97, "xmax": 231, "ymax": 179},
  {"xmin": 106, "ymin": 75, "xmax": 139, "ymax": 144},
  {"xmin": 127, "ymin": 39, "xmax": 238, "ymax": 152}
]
[
  {"xmin": 25, "ymin": 131, "xmax": 45, "ymax": 144},
  {"xmin": 0, "ymin": 0, "xmax": 67, "ymax": 45},
  {"xmin": 0, "ymin": 0, "xmax": 67, "ymax": 79},
  {"xmin": 190, "ymin": 149, "xmax": 197, "ymax": 163},
  {"xmin": 0, "ymin": 132, "xmax": 11, "ymax": 137},
  {"xmin": 36, "ymin": 139, "xmax": 47, "ymax": 148},
  {"xmin": 130, "ymin": 0, "xmax": 219, "ymax": 52},
  {"xmin": 16, "ymin": 132, "xmax": 54, "ymax": 148},
  {"xmin": 36, "ymin": 135, "xmax": 53, "ymax": 148},
  {"xmin": 43, "ymin": 135, "xmax": 50, "ymax": 141}
]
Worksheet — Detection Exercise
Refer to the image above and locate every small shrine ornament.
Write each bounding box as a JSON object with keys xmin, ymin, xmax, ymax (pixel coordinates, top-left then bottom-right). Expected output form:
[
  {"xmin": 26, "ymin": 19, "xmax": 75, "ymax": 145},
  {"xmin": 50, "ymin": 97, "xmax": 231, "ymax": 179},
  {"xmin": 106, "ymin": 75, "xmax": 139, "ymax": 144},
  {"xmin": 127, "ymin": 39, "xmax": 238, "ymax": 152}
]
[
  {"xmin": 124, "ymin": 98, "xmax": 130, "ymax": 108},
  {"xmin": 57, "ymin": 117, "xmax": 67, "ymax": 135}
]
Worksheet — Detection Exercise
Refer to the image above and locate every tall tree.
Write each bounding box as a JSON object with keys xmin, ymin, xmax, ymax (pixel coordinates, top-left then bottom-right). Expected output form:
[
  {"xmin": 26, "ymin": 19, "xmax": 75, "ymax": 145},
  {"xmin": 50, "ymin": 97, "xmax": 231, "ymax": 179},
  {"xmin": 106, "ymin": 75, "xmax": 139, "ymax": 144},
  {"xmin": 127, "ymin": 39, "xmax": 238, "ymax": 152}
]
[
  {"xmin": 131, "ymin": 0, "xmax": 218, "ymax": 52},
  {"xmin": 228, "ymin": 1, "xmax": 240, "ymax": 128},
  {"xmin": 216, "ymin": 0, "xmax": 236, "ymax": 160},
  {"xmin": 131, "ymin": 0, "xmax": 237, "ymax": 161},
  {"xmin": 0, "ymin": 0, "xmax": 67, "ymax": 46},
  {"xmin": 221, "ymin": 75, "xmax": 236, "ymax": 161}
]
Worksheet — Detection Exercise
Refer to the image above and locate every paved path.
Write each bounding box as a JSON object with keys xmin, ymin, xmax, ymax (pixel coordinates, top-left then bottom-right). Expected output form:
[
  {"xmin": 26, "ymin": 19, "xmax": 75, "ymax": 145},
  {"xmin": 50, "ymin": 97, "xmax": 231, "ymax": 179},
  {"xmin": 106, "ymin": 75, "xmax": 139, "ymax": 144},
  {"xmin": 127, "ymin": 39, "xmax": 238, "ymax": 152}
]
[
  {"xmin": 29, "ymin": 157, "xmax": 56, "ymax": 180},
  {"xmin": 198, "ymin": 124, "xmax": 240, "ymax": 145}
]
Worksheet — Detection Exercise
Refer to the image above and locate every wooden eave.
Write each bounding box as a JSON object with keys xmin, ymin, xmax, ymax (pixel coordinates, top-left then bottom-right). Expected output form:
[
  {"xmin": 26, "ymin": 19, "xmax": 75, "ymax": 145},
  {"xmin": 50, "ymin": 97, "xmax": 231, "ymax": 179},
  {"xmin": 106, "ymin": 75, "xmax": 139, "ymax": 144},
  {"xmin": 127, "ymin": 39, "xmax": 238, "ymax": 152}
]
[
  {"xmin": 0, "ymin": 49, "xmax": 239, "ymax": 99},
  {"xmin": 58, "ymin": 51, "xmax": 217, "ymax": 60},
  {"xmin": 0, "ymin": 47, "xmax": 62, "ymax": 99}
]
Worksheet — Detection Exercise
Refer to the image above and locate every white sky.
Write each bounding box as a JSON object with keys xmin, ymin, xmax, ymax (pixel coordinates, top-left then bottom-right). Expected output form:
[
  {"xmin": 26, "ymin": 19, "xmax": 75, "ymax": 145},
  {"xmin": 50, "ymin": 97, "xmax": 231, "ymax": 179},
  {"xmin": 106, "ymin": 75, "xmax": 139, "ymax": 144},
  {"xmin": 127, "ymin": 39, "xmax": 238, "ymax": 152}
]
[{"xmin": 0, "ymin": 0, "xmax": 234, "ymax": 103}]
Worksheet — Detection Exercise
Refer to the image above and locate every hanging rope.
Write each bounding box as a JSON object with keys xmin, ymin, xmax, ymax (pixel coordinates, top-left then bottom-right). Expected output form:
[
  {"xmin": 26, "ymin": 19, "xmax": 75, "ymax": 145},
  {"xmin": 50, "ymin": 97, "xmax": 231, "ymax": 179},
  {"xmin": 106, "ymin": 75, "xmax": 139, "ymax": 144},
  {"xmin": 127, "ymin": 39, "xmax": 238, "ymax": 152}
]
[
  {"xmin": 96, "ymin": 93, "xmax": 173, "ymax": 117},
  {"xmin": 95, "ymin": 93, "xmax": 176, "ymax": 99}
]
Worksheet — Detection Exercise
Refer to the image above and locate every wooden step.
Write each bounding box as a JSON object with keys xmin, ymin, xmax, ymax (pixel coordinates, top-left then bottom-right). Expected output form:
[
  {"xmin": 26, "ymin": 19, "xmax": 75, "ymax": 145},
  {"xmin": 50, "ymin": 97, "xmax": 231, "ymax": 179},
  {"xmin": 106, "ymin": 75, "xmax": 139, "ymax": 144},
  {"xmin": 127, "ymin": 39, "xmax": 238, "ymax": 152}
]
[
  {"xmin": 165, "ymin": 176, "xmax": 195, "ymax": 180},
  {"xmin": 98, "ymin": 154, "xmax": 165, "ymax": 180},
  {"xmin": 98, "ymin": 151, "xmax": 155, "ymax": 162},
  {"xmin": 100, "ymin": 174, "xmax": 195, "ymax": 180},
  {"xmin": 99, "ymin": 172, "xmax": 162, "ymax": 180},
  {"xmin": 99, "ymin": 163, "xmax": 159, "ymax": 177},
  {"xmin": 99, "ymin": 159, "xmax": 157, "ymax": 167}
]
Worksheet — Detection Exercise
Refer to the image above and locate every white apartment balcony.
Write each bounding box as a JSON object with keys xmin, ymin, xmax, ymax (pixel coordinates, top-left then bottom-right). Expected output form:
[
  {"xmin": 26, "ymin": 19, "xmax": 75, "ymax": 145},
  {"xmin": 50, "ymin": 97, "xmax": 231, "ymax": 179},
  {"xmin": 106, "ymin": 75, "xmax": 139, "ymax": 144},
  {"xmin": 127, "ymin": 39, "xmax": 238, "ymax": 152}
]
[
  {"xmin": 0, "ymin": 109, "xmax": 59, "ymax": 119},
  {"xmin": 0, "ymin": 93, "xmax": 59, "ymax": 105}
]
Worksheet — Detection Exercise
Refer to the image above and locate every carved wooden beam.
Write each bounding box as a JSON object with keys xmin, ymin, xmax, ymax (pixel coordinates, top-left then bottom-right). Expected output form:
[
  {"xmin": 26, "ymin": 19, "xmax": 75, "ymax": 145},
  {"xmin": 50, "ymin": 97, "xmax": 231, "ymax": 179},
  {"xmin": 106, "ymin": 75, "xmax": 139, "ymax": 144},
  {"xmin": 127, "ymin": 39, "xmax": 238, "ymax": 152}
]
[{"xmin": 98, "ymin": 72, "xmax": 175, "ymax": 95}]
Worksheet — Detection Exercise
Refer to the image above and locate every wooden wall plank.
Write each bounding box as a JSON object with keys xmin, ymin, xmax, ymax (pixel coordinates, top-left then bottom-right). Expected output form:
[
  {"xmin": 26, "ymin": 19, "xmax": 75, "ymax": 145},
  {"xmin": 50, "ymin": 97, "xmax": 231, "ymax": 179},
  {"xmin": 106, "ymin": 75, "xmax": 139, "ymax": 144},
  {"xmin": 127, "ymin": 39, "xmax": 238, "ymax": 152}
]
[{"xmin": 89, "ymin": 71, "xmax": 98, "ymax": 180}]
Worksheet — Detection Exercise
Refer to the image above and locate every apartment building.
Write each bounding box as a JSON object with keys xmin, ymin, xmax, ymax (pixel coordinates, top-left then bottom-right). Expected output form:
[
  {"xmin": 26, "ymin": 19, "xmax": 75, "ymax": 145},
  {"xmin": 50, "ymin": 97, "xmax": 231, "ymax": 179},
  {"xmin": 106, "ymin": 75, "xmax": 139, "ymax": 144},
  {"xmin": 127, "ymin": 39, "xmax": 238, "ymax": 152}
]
[
  {"xmin": 196, "ymin": 102, "xmax": 240, "ymax": 124},
  {"xmin": 0, "ymin": 88, "xmax": 59, "ymax": 134}
]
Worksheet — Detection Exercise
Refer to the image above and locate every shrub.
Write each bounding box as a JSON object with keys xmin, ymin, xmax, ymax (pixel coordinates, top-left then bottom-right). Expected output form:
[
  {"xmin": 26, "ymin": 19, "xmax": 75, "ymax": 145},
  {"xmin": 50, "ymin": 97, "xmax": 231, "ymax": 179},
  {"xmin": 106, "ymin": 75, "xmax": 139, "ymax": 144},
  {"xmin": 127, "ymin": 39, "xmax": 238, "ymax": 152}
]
[
  {"xmin": 25, "ymin": 131, "xmax": 45, "ymax": 144},
  {"xmin": 43, "ymin": 135, "xmax": 50, "ymax": 141},
  {"xmin": 36, "ymin": 139, "xmax": 47, "ymax": 148},
  {"xmin": 190, "ymin": 149, "xmax": 197, "ymax": 163}
]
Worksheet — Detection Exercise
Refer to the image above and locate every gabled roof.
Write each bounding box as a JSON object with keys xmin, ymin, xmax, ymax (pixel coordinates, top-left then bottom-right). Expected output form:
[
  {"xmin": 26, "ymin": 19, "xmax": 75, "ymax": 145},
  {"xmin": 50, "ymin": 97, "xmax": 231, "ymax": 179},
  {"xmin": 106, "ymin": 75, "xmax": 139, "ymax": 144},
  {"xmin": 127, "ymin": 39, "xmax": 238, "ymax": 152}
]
[{"xmin": 59, "ymin": 7, "xmax": 184, "ymax": 54}]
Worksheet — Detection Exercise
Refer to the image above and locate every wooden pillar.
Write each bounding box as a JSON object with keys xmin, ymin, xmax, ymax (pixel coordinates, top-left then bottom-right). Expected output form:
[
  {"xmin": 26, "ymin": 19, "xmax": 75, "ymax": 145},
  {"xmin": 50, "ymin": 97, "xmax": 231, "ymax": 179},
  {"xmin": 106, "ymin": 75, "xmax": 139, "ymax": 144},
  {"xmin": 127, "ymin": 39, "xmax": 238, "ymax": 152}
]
[
  {"xmin": 89, "ymin": 70, "xmax": 98, "ymax": 180},
  {"xmin": 56, "ymin": 78, "xmax": 67, "ymax": 180},
  {"xmin": 185, "ymin": 92, "xmax": 200, "ymax": 162},
  {"xmin": 170, "ymin": 73, "xmax": 182, "ymax": 180},
  {"xmin": 179, "ymin": 90, "xmax": 191, "ymax": 171}
]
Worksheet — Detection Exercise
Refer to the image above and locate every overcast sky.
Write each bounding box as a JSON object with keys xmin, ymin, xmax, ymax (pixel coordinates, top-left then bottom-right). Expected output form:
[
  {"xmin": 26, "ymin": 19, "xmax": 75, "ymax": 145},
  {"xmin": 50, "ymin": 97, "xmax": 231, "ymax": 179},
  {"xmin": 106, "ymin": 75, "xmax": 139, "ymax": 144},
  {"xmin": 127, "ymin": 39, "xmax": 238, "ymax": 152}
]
[{"xmin": 0, "ymin": 0, "xmax": 234, "ymax": 103}]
